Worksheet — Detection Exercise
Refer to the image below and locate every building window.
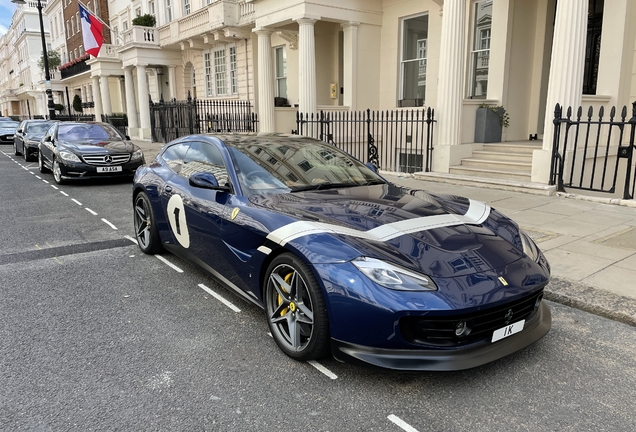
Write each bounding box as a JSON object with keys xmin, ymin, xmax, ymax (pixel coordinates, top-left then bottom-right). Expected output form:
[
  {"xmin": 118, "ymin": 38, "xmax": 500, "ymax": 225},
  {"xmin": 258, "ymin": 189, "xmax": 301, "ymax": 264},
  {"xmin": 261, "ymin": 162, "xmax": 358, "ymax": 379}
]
[
  {"xmin": 149, "ymin": 1, "xmax": 155, "ymax": 15},
  {"xmin": 213, "ymin": 47, "xmax": 227, "ymax": 95},
  {"xmin": 184, "ymin": 0, "xmax": 191, "ymax": 15},
  {"xmin": 468, "ymin": 0, "xmax": 492, "ymax": 98},
  {"xmin": 70, "ymin": 17, "xmax": 75, "ymax": 35},
  {"xmin": 135, "ymin": 7, "xmax": 142, "ymax": 17},
  {"xmin": 275, "ymin": 46, "xmax": 287, "ymax": 98},
  {"xmin": 123, "ymin": 20, "xmax": 128, "ymax": 31},
  {"xmin": 79, "ymin": 45, "xmax": 84, "ymax": 56},
  {"xmin": 204, "ymin": 52, "xmax": 213, "ymax": 97},
  {"xmin": 583, "ymin": 0, "xmax": 603, "ymax": 95},
  {"xmin": 113, "ymin": 26, "xmax": 119, "ymax": 45},
  {"xmin": 229, "ymin": 45, "xmax": 238, "ymax": 94},
  {"xmin": 166, "ymin": 0, "xmax": 173, "ymax": 22},
  {"xmin": 399, "ymin": 14, "xmax": 428, "ymax": 106}
]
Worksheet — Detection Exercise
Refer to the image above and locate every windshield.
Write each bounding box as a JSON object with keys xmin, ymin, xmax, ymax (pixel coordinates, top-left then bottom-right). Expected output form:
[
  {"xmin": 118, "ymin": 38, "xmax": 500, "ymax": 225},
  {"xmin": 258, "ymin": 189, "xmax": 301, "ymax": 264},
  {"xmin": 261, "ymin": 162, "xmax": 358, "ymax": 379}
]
[
  {"xmin": 58, "ymin": 124, "xmax": 123, "ymax": 140},
  {"xmin": 226, "ymin": 137, "xmax": 385, "ymax": 196},
  {"xmin": 26, "ymin": 123, "xmax": 54, "ymax": 135}
]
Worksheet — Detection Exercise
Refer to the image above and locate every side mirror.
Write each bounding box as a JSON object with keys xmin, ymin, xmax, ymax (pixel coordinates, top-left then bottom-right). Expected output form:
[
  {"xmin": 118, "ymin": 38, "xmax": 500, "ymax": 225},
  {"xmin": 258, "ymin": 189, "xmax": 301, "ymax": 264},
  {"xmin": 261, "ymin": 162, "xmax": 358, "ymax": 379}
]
[
  {"xmin": 125, "ymin": 135, "xmax": 131, "ymax": 140},
  {"xmin": 43, "ymin": 136, "xmax": 52, "ymax": 142},
  {"xmin": 16, "ymin": 129, "xmax": 22, "ymax": 133},
  {"xmin": 189, "ymin": 172, "xmax": 231, "ymax": 192}
]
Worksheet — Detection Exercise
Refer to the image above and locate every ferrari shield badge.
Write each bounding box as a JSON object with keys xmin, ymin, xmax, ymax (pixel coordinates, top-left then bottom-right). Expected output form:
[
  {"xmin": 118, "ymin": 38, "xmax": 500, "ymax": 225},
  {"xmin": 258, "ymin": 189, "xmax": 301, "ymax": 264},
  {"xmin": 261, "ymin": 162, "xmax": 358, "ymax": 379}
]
[
  {"xmin": 498, "ymin": 276, "xmax": 509, "ymax": 286},
  {"xmin": 231, "ymin": 207, "xmax": 240, "ymax": 220}
]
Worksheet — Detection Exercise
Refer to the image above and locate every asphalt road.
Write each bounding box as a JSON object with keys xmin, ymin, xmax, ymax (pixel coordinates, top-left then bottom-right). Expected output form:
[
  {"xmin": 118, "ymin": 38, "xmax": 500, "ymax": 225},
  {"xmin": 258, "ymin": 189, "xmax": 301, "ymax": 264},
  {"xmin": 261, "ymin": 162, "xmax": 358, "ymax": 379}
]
[{"xmin": 1, "ymin": 147, "xmax": 635, "ymax": 431}]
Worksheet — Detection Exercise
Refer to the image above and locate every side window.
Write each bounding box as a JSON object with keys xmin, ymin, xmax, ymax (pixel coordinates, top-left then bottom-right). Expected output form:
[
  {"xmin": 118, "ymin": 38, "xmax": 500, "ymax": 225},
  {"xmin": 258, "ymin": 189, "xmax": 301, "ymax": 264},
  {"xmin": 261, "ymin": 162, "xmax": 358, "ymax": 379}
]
[
  {"xmin": 44, "ymin": 124, "xmax": 57, "ymax": 141},
  {"xmin": 161, "ymin": 142, "xmax": 190, "ymax": 174},
  {"xmin": 183, "ymin": 141, "xmax": 229, "ymax": 185}
]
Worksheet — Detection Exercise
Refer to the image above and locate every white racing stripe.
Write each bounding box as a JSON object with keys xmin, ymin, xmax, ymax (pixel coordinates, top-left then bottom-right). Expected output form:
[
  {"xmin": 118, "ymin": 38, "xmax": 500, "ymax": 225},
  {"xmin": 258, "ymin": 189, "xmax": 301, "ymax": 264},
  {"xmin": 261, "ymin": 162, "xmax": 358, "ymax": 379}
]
[
  {"xmin": 267, "ymin": 200, "xmax": 491, "ymax": 246},
  {"xmin": 307, "ymin": 360, "xmax": 338, "ymax": 380},
  {"xmin": 101, "ymin": 218, "xmax": 118, "ymax": 230},
  {"xmin": 387, "ymin": 415, "xmax": 419, "ymax": 432},
  {"xmin": 155, "ymin": 255, "xmax": 183, "ymax": 273},
  {"xmin": 198, "ymin": 283, "xmax": 241, "ymax": 312}
]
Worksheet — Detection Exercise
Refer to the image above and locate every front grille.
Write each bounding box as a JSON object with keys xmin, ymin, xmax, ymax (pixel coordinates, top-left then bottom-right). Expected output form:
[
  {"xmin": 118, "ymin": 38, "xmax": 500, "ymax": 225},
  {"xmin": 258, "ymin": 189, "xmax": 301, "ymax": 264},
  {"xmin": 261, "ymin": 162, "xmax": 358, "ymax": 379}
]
[
  {"xmin": 1, "ymin": 134, "xmax": 13, "ymax": 140},
  {"xmin": 400, "ymin": 290, "xmax": 543, "ymax": 347},
  {"xmin": 82, "ymin": 154, "xmax": 130, "ymax": 165}
]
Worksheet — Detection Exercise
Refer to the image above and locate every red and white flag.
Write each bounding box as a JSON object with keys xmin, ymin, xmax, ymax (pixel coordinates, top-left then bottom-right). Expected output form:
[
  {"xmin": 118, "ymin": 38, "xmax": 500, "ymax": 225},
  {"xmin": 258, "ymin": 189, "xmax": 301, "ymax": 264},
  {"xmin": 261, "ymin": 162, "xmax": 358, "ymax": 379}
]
[{"xmin": 79, "ymin": 4, "xmax": 104, "ymax": 57}]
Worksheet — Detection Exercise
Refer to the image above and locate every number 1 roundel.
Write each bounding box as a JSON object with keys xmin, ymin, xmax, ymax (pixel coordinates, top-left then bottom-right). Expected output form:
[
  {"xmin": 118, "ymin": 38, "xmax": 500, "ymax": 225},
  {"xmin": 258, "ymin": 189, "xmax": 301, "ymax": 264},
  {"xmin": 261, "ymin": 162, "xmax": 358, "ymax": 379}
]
[{"xmin": 167, "ymin": 194, "xmax": 190, "ymax": 248}]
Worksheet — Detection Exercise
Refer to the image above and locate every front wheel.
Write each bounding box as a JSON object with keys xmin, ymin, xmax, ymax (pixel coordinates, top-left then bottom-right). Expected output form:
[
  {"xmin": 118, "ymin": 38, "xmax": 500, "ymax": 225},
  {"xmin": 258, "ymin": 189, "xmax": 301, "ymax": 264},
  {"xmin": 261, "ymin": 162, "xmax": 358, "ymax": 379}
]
[
  {"xmin": 13, "ymin": 142, "xmax": 21, "ymax": 156},
  {"xmin": 264, "ymin": 253, "xmax": 330, "ymax": 361},
  {"xmin": 134, "ymin": 192, "xmax": 163, "ymax": 254},
  {"xmin": 52, "ymin": 158, "xmax": 65, "ymax": 185},
  {"xmin": 38, "ymin": 151, "xmax": 50, "ymax": 173}
]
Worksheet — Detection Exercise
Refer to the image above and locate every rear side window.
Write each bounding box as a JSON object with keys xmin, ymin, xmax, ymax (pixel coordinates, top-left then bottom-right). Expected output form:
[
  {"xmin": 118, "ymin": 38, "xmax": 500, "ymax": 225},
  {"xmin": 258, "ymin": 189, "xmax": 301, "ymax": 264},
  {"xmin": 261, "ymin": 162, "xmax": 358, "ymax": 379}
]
[{"xmin": 161, "ymin": 143, "xmax": 190, "ymax": 174}]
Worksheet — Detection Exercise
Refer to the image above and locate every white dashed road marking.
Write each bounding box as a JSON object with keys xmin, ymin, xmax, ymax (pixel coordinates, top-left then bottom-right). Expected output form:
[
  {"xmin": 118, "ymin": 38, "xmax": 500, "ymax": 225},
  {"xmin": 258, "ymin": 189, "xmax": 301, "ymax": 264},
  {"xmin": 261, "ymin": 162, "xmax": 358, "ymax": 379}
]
[
  {"xmin": 387, "ymin": 415, "xmax": 419, "ymax": 432},
  {"xmin": 50, "ymin": 185, "xmax": 58, "ymax": 190},
  {"xmin": 101, "ymin": 218, "xmax": 118, "ymax": 230},
  {"xmin": 71, "ymin": 198, "xmax": 82, "ymax": 206},
  {"xmin": 42, "ymin": 179, "xmax": 49, "ymax": 184},
  {"xmin": 155, "ymin": 255, "xmax": 183, "ymax": 273},
  {"xmin": 124, "ymin": 235, "xmax": 138, "ymax": 244},
  {"xmin": 198, "ymin": 283, "xmax": 241, "ymax": 313},
  {"xmin": 85, "ymin": 208, "xmax": 98, "ymax": 216},
  {"xmin": 60, "ymin": 191, "xmax": 69, "ymax": 196},
  {"xmin": 307, "ymin": 361, "xmax": 338, "ymax": 380}
]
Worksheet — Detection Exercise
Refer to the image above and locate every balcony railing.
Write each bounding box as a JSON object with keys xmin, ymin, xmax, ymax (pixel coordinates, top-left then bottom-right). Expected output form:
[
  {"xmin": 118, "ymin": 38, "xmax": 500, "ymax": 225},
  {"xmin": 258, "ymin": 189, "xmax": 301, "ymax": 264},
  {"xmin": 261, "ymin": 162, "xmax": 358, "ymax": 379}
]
[
  {"xmin": 121, "ymin": 26, "xmax": 159, "ymax": 46},
  {"xmin": 60, "ymin": 59, "xmax": 90, "ymax": 79}
]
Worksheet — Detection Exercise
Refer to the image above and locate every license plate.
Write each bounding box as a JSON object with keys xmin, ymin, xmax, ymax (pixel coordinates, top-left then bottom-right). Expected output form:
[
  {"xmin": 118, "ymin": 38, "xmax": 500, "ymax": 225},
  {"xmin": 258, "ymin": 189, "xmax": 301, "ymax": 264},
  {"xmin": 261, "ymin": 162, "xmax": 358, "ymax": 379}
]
[
  {"xmin": 97, "ymin": 166, "xmax": 122, "ymax": 173},
  {"xmin": 492, "ymin": 320, "xmax": 525, "ymax": 343}
]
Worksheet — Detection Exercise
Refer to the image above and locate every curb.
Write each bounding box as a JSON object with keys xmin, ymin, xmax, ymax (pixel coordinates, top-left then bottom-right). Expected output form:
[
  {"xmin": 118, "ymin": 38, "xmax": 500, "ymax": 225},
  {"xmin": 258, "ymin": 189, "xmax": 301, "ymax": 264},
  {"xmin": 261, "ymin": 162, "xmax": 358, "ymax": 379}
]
[{"xmin": 545, "ymin": 276, "xmax": 636, "ymax": 327}]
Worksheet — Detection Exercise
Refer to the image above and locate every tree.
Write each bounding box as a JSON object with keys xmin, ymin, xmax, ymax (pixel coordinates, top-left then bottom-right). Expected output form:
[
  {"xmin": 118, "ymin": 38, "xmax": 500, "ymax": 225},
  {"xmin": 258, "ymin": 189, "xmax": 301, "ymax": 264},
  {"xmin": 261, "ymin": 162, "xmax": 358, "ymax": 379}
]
[
  {"xmin": 132, "ymin": 14, "xmax": 156, "ymax": 27},
  {"xmin": 72, "ymin": 95, "xmax": 83, "ymax": 113},
  {"xmin": 54, "ymin": 103, "xmax": 65, "ymax": 113},
  {"xmin": 38, "ymin": 50, "xmax": 61, "ymax": 74}
]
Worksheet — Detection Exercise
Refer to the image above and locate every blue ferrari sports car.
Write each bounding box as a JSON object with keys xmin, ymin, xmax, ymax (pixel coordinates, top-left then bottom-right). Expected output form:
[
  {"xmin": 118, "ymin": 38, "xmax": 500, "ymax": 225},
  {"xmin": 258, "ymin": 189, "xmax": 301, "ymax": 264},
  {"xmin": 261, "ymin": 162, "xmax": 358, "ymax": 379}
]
[{"xmin": 132, "ymin": 133, "xmax": 551, "ymax": 371}]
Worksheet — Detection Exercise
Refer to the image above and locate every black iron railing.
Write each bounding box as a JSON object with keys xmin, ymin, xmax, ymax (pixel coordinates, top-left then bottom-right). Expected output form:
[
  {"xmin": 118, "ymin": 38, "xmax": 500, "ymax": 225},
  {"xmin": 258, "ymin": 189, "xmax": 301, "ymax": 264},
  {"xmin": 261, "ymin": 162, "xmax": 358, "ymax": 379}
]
[
  {"xmin": 60, "ymin": 60, "xmax": 90, "ymax": 79},
  {"xmin": 550, "ymin": 102, "xmax": 636, "ymax": 199},
  {"xmin": 149, "ymin": 94, "xmax": 258, "ymax": 143},
  {"xmin": 102, "ymin": 114, "xmax": 128, "ymax": 136},
  {"xmin": 295, "ymin": 108, "xmax": 435, "ymax": 173}
]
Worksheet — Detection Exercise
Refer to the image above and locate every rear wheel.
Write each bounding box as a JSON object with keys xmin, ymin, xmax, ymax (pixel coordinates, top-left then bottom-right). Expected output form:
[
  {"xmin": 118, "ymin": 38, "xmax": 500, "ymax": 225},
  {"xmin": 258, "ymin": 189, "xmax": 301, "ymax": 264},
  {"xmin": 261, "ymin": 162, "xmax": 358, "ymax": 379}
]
[
  {"xmin": 264, "ymin": 253, "xmax": 330, "ymax": 361},
  {"xmin": 38, "ymin": 151, "xmax": 50, "ymax": 173},
  {"xmin": 134, "ymin": 192, "xmax": 163, "ymax": 254}
]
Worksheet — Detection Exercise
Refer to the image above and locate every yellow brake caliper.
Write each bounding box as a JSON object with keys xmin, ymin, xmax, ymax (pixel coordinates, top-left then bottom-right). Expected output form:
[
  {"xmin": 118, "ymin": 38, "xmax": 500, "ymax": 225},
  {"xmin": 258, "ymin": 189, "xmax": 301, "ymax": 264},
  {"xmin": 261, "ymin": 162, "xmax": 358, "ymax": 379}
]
[{"xmin": 278, "ymin": 273, "xmax": 293, "ymax": 316}]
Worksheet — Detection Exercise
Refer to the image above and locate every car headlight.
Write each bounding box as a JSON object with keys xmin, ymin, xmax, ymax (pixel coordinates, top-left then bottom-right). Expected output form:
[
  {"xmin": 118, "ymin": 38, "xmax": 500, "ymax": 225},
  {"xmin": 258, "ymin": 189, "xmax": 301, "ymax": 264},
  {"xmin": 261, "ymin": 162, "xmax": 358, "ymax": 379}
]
[
  {"xmin": 352, "ymin": 257, "xmax": 437, "ymax": 291},
  {"xmin": 519, "ymin": 230, "xmax": 540, "ymax": 261},
  {"xmin": 131, "ymin": 149, "xmax": 144, "ymax": 161},
  {"xmin": 58, "ymin": 151, "xmax": 81, "ymax": 162}
]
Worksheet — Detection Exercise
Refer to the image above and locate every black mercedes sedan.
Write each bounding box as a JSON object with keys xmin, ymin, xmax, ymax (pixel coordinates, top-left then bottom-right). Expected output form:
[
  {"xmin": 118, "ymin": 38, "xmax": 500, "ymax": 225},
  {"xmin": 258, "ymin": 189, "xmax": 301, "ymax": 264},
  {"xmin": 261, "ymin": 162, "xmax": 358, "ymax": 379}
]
[
  {"xmin": 38, "ymin": 122, "xmax": 145, "ymax": 184},
  {"xmin": 0, "ymin": 120, "xmax": 19, "ymax": 145},
  {"xmin": 13, "ymin": 120, "xmax": 58, "ymax": 161}
]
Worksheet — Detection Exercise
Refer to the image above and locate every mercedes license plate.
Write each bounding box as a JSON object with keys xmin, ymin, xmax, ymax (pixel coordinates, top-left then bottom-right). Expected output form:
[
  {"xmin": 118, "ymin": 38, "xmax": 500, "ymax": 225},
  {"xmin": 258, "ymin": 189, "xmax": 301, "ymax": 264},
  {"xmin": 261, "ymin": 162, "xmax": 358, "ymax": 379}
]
[
  {"xmin": 97, "ymin": 166, "xmax": 122, "ymax": 173},
  {"xmin": 491, "ymin": 320, "xmax": 525, "ymax": 343}
]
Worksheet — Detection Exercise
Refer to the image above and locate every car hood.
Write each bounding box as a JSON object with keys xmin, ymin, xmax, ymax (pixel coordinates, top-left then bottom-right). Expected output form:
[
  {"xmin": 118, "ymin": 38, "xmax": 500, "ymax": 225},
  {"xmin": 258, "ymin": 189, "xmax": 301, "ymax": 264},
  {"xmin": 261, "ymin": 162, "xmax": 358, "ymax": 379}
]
[
  {"xmin": 25, "ymin": 133, "xmax": 45, "ymax": 141},
  {"xmin": 0, "ymin": 127, "xmax": 16, "ymax": 133},
  {"xmin": 249, "ymin": 183, "xmax": 526, "ymax": 278},
  {"xmin": 60, "ymin": 140, "xmax": 136, "ymax": 153}
]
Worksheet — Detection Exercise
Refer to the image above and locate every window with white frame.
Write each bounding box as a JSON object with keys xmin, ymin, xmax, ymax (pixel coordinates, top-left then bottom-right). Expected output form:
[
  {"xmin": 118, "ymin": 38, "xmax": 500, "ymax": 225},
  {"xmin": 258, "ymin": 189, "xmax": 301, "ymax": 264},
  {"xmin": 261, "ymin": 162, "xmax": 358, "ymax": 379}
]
[
  {"xmin": 123, "ymin": 20, "xmax": 128, "ymax": 31},
  {"xmin": 149, "ymin": 0, "xmax": 155, "ymax": 15},
  {"xmin": 399, "ymin": 14, "xmax": 428, "ymax": 106},
  {"xmin": 166, "ymin": 0, "xmax": 173, "ymax": 22},
  {"xmin": 468, "ymin": 0, "xmax": 492, "ymax": 98},
  {"xmin": 275, "ymin": 46, "xmax": 287, "ymax": 98},
  {"xmin": 229, "ymin": 45, "xmax": 238, "ymax": 94},
  {"xmin": 79, "ymin": 45, "xmax": 84, "ymax": 56},
  {"xmin": 113, "ymin": 26, "xmax": 119, "ymax": 45},
  {"xmin": 135, "ymin": 8, "xmax": 142, "ymax": 17},
  {"xmin": 204, "ymin": 52, "xmax": 213, "ymax": 97},
  {"xmin": 213, "ymin": 47, "xmax": 227, "ymax": 95},
  {"xmin": 184, "ymin": 0, "xmax": 191, "ymax": 15},
  {"xmin": 70, "ymin": 17, "xmax": 75, "ymax": 35}
]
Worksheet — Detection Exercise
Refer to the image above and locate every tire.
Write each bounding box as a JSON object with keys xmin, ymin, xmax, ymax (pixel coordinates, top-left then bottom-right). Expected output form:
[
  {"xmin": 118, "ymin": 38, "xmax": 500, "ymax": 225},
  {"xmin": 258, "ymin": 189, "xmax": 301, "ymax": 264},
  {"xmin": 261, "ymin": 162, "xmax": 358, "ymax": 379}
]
[
  {"xmin": 23, "ymin": 148, "xmax": 29, "ymax": 162},
  {"xmin": 133, "ymin": 192, "xmax": 163, "ymax": 254},
  {"xmin": 38, "ymin": 151, "xmax": 50, "ymax": 173},
  {"xmin": 52, "ymin": 158, "xmax": 65, "ymax": 185},
  {"xmin": 13, "ymin": 142, "xmax": 21, "ymax": 156},
  {"xmin": 264, "ymin": 253, "xmax": 330, "ymax": 361}
]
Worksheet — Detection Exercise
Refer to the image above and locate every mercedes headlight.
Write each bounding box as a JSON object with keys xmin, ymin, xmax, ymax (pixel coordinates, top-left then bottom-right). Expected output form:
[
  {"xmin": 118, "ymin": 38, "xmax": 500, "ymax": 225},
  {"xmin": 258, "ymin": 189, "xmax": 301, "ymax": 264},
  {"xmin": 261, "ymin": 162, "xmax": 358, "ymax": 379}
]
[
  {"xmin": 519, "ymin": 230, "xmax": 540, "ymax": 261},
  {"xmin": 58, "ymin": 151, "xmax": 81, "ymax": 162},
  {"xmin": 352, "ymin": 257, "xmax": 437, "ymax": 291},
  {"xmin": 131, "ymin": 149, "xmax": 144, "ymax": 161}
]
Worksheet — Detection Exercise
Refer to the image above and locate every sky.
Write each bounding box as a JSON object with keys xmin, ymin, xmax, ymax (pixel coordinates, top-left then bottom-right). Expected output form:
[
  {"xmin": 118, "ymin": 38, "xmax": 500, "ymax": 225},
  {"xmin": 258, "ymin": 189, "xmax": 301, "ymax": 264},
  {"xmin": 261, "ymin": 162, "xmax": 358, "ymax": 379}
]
[{"xmin": 0, "ymin": 0, "xmax": 17, "ymax": 36}]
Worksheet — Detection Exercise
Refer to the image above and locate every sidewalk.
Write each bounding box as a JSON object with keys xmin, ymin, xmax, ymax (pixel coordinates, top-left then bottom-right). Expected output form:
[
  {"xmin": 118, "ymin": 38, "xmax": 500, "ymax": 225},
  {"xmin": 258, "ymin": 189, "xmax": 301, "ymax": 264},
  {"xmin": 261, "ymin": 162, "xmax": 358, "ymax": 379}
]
[{"xmin": 133, "ymin": 139, "xmax": 636, "ymax": 326}]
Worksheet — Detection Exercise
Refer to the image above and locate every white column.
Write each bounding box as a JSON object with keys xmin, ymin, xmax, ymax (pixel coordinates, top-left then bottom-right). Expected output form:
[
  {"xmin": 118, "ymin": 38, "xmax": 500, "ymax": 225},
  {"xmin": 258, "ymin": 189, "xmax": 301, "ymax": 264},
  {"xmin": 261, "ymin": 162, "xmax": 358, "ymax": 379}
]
[
  {"xmin": 137, "ymin": 64, "xmax": 152, "ymax": 139},
  {"xmin": 255, "ymin": 28, "xmax": 275, "ymax": 133},
  {"xmin": 532, "ymin": 0, "xmax": 588, "ymax": 183},
  {"xmin": 436, "ymin": 2, "xmax": 466, "ymax": 148},
  {"xmin": 124, "ymin": 66, "xmax": 139, "ymax": 129},
  {"xmin": 341, "ymin": 21, "xmax": 359, "ymax": 110},
  {"xmin": 296, "ymin": 17, "xmax": 318, "ymax": 115},
  {"xmin": 100, "ymin": 75, "xmax": 112, "ymax": 116},
  {"xmin": 168, "ymin": 66, "xmax": 177, "ymax": 100},
  {"xmin": 92, "ymin": 75, "xmax": 103, "ymax": 119}
]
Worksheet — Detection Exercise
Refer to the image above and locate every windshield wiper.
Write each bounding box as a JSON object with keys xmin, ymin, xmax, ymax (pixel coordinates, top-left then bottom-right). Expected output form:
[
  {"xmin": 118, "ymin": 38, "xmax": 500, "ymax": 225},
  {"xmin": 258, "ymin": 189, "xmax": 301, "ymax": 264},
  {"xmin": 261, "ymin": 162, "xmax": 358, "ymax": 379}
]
[{"xmin": 291, "ymin": 182, "xmax": 359, "ymax": 192}]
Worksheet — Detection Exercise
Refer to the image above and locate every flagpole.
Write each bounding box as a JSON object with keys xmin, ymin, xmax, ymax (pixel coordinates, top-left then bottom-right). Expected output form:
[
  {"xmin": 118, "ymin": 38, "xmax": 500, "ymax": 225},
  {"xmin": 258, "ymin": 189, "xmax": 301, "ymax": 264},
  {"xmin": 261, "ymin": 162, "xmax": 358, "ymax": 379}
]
[{"xmin": 78, "ymin": 0, "xmax": 126, "ymax": 44}]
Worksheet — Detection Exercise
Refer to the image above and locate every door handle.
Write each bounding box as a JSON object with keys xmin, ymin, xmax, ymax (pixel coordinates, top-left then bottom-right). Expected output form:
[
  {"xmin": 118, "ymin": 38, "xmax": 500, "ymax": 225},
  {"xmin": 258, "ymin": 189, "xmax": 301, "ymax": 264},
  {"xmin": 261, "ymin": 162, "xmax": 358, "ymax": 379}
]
[{"xmin": 165, "ymin": 186, "xmax": 173, "ymax": 193}]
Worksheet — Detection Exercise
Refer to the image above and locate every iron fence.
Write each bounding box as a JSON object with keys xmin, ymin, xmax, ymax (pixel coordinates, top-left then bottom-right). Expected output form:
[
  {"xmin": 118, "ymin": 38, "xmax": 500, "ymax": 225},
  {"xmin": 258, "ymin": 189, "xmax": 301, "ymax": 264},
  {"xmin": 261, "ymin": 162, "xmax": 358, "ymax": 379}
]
[
  {"xmin": 149, "ymin": 95, "xmax": 258, "ymax": 143},
  {"xmin": 550, "ymin": 102, "xmax": 636, "ymax": 199},
  {"xmin": 101, "ymin": 114, "xmax": 128, "ymax": 136},
  {"xmin": 295, "ymin": 108, "xmax": 435, "ymax": 173}
]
